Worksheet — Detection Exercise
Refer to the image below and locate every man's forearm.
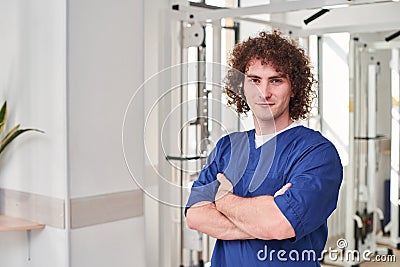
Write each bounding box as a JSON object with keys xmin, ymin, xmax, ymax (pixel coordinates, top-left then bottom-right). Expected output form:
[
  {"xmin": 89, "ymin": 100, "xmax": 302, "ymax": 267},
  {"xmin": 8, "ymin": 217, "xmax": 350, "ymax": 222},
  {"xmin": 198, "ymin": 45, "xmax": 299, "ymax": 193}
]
[
  {"xmin": 186, "ymin": 201, "xmax": 255, "ymax": 240},
  {"xmin": 215, "ymin": 193, "xmax": 295, "ymax": 240}
]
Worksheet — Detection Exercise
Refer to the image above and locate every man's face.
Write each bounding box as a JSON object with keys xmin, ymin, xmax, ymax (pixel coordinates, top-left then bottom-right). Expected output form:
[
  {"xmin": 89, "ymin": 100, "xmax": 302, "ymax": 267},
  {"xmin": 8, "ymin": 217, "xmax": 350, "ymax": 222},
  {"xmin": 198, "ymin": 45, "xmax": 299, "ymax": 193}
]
[{"xmin": 243, "ymin": 59, "xmax": 292, "ymax": 130}]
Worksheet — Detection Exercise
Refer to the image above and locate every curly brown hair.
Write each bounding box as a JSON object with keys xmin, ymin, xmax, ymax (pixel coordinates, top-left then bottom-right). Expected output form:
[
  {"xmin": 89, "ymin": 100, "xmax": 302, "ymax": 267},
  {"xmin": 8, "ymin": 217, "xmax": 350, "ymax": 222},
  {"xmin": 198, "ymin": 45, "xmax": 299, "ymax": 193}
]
[{"xmin": 224, "ymin": 30, "xmax": 317, "ymax": 121}]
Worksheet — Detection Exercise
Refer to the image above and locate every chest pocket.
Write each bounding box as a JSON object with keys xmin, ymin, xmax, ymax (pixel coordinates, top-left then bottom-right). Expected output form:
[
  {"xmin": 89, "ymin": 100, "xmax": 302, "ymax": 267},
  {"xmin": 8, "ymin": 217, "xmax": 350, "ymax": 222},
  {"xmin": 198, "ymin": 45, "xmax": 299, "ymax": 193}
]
[{"xmin": 238, "ymin": 171, "xmax": 285, "ymax": 197}]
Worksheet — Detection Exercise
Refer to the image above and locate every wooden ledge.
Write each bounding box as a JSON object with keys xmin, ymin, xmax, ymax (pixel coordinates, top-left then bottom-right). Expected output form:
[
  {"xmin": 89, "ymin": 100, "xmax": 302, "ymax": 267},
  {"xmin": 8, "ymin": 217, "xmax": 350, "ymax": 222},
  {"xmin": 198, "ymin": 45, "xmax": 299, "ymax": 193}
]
[{"xmin": 0, "ymin": 215, "xmax": 45, "ymax": 231}]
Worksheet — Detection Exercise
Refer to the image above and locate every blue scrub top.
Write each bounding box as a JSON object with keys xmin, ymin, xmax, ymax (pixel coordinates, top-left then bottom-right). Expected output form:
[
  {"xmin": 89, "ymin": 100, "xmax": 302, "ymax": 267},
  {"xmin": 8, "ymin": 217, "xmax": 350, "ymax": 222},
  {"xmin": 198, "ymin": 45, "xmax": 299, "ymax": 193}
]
[{"xmin": 185, "ymin": 126, "xmax": 343, "ymax": 267}]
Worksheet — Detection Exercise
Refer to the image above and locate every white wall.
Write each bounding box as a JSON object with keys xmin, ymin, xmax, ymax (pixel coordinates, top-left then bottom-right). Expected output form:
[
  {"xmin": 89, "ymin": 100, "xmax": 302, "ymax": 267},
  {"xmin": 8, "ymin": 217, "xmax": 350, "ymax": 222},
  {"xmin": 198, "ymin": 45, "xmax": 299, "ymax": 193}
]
[
  {"xmin": 0, "ymin": 0, "xmax": 146, "ymax": 266},
  {"xmin": 0, "ymin": 0, "xmax": 67, "ymax": 199},
  {"xmin": 0, "ymin": 0, "xmax": 68, "ymax": 266},
  {"xmin": 0, "ymin": 228, "xmax": 68, "ymax": 267},
  {"xmin": 67, "ymin": 0, "xmax": 145, "ymax": 266},
  {"xmin": 143, "ymin": 0, "xmax": 168, "ymax": 265},
  {"xmin": 68, "ymin": 0, "xmax": 143, "ymax": 198},
  {"xmin": 70, "ymin": 218, "xmax": 145, "ymax": 267},
  {"xmin": 320, "ymin": 33, "xmax": 350, "ymax": 165}
]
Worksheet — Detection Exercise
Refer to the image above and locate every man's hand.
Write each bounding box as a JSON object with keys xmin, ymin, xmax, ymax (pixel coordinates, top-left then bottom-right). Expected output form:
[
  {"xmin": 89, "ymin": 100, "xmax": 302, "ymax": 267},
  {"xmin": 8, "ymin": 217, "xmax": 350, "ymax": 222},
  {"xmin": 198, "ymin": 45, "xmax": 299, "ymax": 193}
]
[
  {"xmin": 214, "ymin": 176, "xmax": 295, "ymax": 240},
  {"xmin": 216, "ymin": 173, "xmax": 233, "ymax": 201},
  {"xmin": 274, "ymin": 183, "xmax": 292, "ymax": 197}
]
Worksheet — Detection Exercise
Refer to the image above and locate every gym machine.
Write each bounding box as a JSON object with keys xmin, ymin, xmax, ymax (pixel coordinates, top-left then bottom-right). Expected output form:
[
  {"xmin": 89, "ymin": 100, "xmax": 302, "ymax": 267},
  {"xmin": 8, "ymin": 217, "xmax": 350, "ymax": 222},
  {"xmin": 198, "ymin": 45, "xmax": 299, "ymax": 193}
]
[{"xmin": 324, "ymin": 35, "xmax": 399, "ymax": 267}]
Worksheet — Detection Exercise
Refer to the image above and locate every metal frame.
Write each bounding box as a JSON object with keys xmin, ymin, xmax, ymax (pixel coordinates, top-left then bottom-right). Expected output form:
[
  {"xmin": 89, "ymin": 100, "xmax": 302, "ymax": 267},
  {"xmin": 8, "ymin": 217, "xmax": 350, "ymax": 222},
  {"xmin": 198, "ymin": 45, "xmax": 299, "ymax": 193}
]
[
  {"xmin": 171, "ymin": 0, "xmax": 400, "ymax": 38},
  {"xmin": 375, "ymin": 47, "xmax": 400, "ymax": 249},
  {"xmin": 350, "ymin": 37, "xmax": 399, "ymax": 264},
  {"xmin": 174, "ymin": 0, "xmax": 393, "ymax": 22},
  {"xmin": 323, "ymin": 36, "xmax": 397, "ymax": 267}
]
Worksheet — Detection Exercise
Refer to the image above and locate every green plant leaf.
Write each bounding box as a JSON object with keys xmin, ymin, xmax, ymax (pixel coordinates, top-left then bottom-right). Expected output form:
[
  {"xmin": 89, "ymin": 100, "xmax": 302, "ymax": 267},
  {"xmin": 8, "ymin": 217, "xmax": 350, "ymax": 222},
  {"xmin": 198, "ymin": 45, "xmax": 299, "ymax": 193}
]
[
  {"xmin": 0, "ymin": 101, "xmax": 7, "ymax": 134},
  {"xmin": 0, "ymin": 127, "xmax": 44, "ymax": 154},
  {"xmin": 1, "ymin": 124, "xmax": 20, "ymax": 145}
]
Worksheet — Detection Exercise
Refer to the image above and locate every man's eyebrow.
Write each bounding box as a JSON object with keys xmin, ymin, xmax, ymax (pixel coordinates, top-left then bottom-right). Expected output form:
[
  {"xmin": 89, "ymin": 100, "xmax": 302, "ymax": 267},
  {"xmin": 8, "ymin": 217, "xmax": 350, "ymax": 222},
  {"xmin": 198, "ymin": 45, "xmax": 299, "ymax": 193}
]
[
  {"xmin": 245, "ymin": 74, "xmax": 261, "ymax": 78},
  {"xmin": 268, "ymin": 75, "xmax": 287, "ymax": 79},
  {"xmin": 245, "ymin": 74, "xmax": 287, "ymax": 79}
]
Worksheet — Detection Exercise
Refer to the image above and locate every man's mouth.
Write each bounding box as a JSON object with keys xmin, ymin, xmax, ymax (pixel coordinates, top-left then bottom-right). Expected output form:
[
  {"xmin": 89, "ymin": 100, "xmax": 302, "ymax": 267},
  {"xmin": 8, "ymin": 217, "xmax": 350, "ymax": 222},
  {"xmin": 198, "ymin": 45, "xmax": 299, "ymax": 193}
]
[{"xmin": 256, "ymin": 102, "xmax": 274, "ymax": 106}]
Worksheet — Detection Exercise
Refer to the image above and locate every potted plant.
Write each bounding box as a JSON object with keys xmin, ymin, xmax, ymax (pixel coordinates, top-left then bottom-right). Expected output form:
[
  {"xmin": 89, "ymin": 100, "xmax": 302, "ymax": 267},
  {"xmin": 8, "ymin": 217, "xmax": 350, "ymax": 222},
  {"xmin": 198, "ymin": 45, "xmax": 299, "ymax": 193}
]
[{"xmin": 0, "ymin": 101, "xmax": 43, "ymax": 155}]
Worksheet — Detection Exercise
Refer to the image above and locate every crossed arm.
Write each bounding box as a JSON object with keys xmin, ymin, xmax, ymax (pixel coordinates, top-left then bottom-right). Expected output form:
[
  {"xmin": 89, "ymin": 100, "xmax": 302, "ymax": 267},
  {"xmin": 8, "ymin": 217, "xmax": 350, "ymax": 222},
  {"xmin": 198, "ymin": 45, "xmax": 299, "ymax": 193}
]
[{"xmin": 186, "ymin": 173, "xmax": 295, "ymax": 241}]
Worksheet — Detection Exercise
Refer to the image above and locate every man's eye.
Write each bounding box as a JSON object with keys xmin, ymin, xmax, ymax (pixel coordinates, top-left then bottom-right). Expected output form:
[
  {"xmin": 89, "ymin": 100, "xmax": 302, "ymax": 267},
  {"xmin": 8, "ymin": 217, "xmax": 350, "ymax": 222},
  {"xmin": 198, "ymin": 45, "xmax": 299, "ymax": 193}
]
[
  {"xmin": 250, "ymin": 78, "xmax": 260, "ymax": 83},
  {"xmin": 271, "ymin": 79, "xmax": 283, "ymax": 84}
]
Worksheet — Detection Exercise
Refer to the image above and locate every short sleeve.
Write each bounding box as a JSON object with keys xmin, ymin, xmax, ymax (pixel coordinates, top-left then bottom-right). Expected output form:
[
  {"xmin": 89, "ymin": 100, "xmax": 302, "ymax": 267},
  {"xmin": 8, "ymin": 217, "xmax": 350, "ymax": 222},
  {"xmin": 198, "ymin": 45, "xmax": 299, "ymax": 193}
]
[
  {"xmin": 184, "ymin": 137, "xmax": 228, "ymax": 215},
  {"xmin": 274, "ymin": 142, "xmax": 343, "ymax": 241}
]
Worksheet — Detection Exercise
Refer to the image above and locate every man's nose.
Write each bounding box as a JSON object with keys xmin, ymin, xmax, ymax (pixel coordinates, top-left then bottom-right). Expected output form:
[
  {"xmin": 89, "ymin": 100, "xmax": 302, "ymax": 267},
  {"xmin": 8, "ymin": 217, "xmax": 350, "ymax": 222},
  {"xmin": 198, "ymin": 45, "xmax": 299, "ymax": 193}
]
[{"xmin": 260, "ymin": 83, "xmax": 272, "ymax": 98}]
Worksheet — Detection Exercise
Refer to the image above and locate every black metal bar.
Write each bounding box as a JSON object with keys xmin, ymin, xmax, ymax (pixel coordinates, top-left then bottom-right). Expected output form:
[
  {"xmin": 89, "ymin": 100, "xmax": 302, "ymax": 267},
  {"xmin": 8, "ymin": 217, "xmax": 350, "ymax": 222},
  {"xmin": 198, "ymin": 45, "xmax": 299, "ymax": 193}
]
[
  {"xmin": 189, "ymin": 1, "xmax": 227, "ymax": 10},
  {"xmin": 303, "ymin": 9, "xmax": 330, "ymax": 25},
  {"xmin": 354, "ymin": 135, "xmax": 386, "ymax": 140},
  {"xmin": 385, "ymin": 30, "xmax": 400, "ymax": 42},
  {"xmin": 166, "ymin": 155, "xmax": 207, "ymax": 161}
]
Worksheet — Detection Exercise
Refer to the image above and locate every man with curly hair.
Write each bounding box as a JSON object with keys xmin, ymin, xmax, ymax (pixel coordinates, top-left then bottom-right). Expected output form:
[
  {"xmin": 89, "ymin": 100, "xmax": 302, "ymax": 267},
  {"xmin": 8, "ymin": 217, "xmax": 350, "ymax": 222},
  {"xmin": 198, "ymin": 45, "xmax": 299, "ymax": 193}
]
[{"xmin": 185, "ymin": 31, "xmax": 343, "ymax": 266}]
